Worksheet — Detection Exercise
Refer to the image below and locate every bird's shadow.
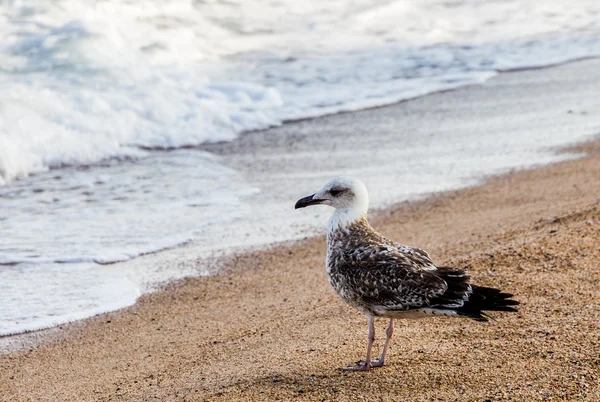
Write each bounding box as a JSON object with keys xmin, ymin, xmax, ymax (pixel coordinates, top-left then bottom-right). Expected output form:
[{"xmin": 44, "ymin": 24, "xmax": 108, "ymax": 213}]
[{"xmin": 209, "ymin": 363, "xmax": 407, "ymax": 399}]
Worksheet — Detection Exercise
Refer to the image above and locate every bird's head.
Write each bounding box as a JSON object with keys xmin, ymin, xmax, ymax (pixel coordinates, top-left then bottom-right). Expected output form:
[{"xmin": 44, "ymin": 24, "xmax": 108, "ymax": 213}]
[{"xmin": 295, "ymin": 176, "xmax": 369, "ymax": 214}]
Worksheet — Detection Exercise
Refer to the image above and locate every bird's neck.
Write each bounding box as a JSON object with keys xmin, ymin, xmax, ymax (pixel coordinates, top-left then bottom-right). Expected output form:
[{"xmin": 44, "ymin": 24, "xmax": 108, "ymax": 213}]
[{"xmin": 327, "ymin": 208, "xmax": 370, "ymax": 243}]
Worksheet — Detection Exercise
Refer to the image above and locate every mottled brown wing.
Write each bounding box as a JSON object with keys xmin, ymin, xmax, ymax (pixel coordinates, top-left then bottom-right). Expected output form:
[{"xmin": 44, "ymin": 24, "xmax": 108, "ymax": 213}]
[
  {"xmin": 395, "ymin": 243, "xmax": 437, "ymax": 270},
  {"xmin": 337, "ymin": 245, "xmax": 448, "ymax": 311},
  {"xmin": 379, "ymin": 235, "xmax": 437, "ymax": 270}
]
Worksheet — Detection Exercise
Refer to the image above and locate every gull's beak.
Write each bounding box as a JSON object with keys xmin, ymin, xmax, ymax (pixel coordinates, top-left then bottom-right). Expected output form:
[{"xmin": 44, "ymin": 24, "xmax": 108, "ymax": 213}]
[{"xmin": 295, "ymin": 193, "xmax": 324, "ymax": 209}]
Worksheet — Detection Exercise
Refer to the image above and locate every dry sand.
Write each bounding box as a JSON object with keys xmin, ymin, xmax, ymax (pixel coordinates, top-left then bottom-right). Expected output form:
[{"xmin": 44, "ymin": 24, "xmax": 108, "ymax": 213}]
[{"xmin": 1, "ymin": 63, "xmax": 600, "ymax": 401}]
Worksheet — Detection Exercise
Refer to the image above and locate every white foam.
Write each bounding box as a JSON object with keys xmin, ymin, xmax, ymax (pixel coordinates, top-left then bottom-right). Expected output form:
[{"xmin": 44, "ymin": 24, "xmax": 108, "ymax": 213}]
[
  {"xmin": 0, "ymin": 150, "xmax": 258, "ymax": 266},
  {"xmin": 0, "ymin": 262, "xmax": 140, "ymax": 336},
  {"xmin": 2, "ymin": 0, "xmax": 600, "ymax": 184}
]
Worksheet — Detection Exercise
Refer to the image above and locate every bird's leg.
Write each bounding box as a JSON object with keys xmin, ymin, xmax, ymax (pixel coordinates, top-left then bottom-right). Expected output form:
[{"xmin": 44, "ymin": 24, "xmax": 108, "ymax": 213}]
[
  {"xmin": 343, "ymin": 315, "xmax": 375, "ymax": 371},
  {"xmin": 371, "ymin": 318, "xmax": 393, "ymax": 367}
]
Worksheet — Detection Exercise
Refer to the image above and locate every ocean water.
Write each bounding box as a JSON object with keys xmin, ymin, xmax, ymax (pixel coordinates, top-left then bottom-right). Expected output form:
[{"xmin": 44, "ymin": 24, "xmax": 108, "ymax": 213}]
[{"xmin": 2, "ymin": 0, "xmax": 600, "ymax": 336}]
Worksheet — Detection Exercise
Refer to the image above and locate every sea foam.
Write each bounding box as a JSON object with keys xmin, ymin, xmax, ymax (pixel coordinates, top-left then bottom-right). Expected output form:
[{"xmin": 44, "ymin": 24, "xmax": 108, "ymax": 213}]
[{"xmin": 2, "ymin": 0, "xmax": 600, "ymax": 184}]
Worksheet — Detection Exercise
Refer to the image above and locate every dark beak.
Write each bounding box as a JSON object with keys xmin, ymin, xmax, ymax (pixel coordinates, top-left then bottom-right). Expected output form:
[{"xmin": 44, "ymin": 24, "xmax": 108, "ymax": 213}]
[{"xmin": 295, "ymin": 194, "xmax": 324, "ymax": 209}]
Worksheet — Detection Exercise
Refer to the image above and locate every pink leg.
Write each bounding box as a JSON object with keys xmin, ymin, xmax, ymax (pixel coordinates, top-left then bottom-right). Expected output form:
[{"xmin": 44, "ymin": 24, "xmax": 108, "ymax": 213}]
[
  {"xmin": 342, "ymin": 315, "xmax": 375, "ymax": 371},
  {"xmin": 371, "ymin": 318, "xmax": 393, "ymax": 367}
]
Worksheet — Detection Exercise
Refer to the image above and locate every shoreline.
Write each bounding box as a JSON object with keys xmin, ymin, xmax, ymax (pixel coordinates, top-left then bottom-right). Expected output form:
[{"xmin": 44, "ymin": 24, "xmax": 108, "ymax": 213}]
[
  {"xmin": 0, "ymin": 144, "xmax": 589, "ymax": 344},
  {"xmin": 3, "ymin": 57, "xmax": 600, "ymax": 340},
  {"xmin": 0, "ymin": 135, "xmax": 595, "ymax": 348},
  {"xmin": 2, "ymin": 59, "xmax": 600, "ymax": 400}
]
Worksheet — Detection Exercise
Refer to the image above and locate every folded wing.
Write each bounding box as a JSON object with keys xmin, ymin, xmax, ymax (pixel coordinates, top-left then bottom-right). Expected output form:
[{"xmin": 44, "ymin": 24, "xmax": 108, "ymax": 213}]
[{"xmin": 336, "ymin": 246, "xmax": 518, "ymax": 319}]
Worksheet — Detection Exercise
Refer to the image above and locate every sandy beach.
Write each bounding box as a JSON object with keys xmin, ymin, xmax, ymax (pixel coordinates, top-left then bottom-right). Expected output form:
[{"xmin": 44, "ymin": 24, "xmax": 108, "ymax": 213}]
[{"xmin": 1, "ymin": 59, "xmax": 600, "ymax": 401}]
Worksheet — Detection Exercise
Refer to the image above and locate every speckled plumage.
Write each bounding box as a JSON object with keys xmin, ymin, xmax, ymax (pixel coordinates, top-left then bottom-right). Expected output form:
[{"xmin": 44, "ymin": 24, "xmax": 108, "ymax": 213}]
[
  {"xmin": 326, "ymin": 215, "xmax": 476, "ymax": 319},
  {"xmin": 296, "ymin": 176, "xmax": 518, "ymax": 370}
]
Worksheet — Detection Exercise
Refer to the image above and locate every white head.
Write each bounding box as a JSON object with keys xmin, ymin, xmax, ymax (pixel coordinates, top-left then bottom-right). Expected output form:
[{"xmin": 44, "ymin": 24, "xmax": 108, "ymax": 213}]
[{"xmin": 295, "ymin": 177, "xmax": 369, "ymax": 223}]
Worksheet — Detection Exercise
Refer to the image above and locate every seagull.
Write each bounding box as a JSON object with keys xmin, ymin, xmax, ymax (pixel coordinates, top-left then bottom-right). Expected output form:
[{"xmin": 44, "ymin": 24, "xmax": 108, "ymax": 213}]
[{"xmin": 295, "ymin": 177, "xmax": 519, "ymax": 371}]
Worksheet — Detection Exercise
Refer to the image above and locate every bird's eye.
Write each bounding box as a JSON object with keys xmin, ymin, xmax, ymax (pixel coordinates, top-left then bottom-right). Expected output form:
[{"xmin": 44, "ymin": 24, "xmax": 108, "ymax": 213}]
[{"xmin": 330, "ymin": 189, "xmax": 342, "ymax": 197}]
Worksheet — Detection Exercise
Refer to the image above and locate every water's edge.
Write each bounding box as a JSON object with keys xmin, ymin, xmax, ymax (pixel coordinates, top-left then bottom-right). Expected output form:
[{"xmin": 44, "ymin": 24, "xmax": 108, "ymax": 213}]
[{"xmin": 2, "ymin": 57, "xmax": 600, "ymax": 345}]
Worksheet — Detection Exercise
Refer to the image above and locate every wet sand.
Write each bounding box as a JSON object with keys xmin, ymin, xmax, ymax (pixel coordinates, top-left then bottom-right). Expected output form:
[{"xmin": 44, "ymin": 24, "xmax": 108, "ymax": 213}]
[{"xmin": 1, "ymin": 61, "xmax": 600, "ymax": 401}]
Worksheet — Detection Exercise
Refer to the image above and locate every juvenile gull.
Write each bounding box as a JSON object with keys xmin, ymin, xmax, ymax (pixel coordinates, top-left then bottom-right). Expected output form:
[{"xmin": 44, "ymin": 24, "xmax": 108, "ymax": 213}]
[{"xmin": 295, "ymin": 177, "xmax": 519, "ymax": 371}]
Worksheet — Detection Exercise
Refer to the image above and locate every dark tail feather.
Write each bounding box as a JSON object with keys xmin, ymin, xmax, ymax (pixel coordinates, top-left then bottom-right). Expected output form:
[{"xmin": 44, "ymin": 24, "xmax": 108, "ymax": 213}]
[{"xmin": 456, "ymin": 284, "xmax": 519, "ymax": 322}]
